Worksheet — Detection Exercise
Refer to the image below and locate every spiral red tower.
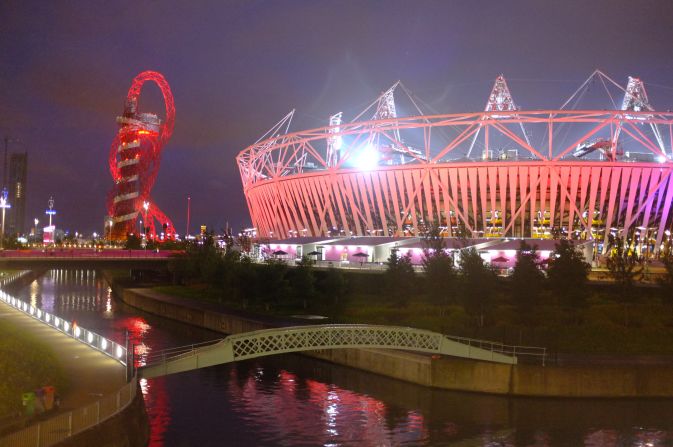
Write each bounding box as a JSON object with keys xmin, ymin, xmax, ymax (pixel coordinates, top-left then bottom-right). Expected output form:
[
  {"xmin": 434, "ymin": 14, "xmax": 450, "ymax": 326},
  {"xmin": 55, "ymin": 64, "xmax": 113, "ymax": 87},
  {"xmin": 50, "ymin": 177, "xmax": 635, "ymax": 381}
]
[{"xmin": 108, "ymin": 71, "xmax": 176, "ymax": 241}]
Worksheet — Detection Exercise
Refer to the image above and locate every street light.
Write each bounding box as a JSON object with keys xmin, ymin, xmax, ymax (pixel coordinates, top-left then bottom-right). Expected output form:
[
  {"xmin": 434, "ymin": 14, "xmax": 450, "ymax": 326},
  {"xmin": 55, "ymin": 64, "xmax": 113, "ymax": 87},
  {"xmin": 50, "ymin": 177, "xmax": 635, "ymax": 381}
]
[
  {"xmin": 0, "ymin": 188, "xmax": 10, "ymax": 249},
  {"xmin": 33, "ymin": 218, "xmax": 39, "ymax": 244},
  {"xmin": 142, "ymin": 201, "xmax": 149, "ymax": 237},
  {"xmin": 108, "ymin": 219, "xmax": 113, "ymax": 244}
]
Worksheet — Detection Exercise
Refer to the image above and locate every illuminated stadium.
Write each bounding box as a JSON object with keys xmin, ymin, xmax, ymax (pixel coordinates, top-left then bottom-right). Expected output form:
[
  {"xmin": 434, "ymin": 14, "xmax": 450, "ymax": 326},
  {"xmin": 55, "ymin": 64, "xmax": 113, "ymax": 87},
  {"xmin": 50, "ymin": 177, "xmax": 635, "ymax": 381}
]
[{"xmin": 237, "ymin": 71, "xmax": 673, "ymax": 253}]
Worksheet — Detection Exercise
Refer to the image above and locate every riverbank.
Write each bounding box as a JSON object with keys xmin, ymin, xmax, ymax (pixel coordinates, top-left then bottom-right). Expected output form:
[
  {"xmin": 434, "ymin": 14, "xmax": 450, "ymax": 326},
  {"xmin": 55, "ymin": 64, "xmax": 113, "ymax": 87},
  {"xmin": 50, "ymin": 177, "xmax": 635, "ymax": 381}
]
[
  {"xmin": 0, "ymin": 271, "xmax": 147, "ymax": 446},
  {"xmin": 104, "ymin": 270, "xmax": 673, "ymax": 398}
]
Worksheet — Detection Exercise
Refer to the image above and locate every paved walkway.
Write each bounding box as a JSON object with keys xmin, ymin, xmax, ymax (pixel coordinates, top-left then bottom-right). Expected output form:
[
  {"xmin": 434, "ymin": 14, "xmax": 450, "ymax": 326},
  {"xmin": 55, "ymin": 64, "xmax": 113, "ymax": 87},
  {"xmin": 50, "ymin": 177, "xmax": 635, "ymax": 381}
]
[{"xmin": 0, "ymin": 299, "xmax": 126, "ymax": 412}]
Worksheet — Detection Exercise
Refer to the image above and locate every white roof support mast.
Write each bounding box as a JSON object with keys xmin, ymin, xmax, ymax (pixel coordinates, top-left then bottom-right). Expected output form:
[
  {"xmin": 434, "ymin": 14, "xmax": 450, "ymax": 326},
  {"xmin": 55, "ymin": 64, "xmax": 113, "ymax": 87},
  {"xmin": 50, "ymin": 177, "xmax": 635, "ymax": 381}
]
[{"xmin": 466, "ymin": 75, "xmax": 531, "ymax": 159}]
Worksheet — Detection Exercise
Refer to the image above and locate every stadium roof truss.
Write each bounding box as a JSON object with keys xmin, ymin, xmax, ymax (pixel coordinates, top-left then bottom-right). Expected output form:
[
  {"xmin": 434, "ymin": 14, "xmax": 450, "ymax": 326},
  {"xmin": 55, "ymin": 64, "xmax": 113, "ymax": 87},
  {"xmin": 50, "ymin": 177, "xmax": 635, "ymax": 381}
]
[{"xmin": 237, "ymin": 71, "xmax": 673, "ymax": 253}]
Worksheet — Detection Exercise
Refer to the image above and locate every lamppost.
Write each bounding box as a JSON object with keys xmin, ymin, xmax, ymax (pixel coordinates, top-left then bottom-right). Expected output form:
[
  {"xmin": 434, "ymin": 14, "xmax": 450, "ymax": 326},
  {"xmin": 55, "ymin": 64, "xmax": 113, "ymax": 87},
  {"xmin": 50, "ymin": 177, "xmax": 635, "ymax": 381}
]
[
  {"xmin": 0, "ymin": 188, "xmax": 10, "ymax": 250},
  {"xmin": 45, "ymin": 197, "xmax": 56, "ymax": 246},
  {"xmin": 108, "ymin": 219, "xmax": 113, "ymax": 245},
  {"xmin": 142, "ymin": 201, "xmax": 149, "ymax": 236}
]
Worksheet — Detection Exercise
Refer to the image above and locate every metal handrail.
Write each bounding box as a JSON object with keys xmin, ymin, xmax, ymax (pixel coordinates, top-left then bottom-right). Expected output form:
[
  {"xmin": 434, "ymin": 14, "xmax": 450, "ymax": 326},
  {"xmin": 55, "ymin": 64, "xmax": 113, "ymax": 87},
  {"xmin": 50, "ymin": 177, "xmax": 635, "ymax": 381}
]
[
  {"xmin": 143, "ymin": 339, "xmax": 223, "ymax": 364},
  {"xmin": 0, "ymin": 378, "xmax": 137, "ymax": 447},
  {"xmin": 443, "ymin": 334, "xmax": 547, "ymax": 365},
  {"xmin": 141, "ymin": 324, "xmax": 547, "ymax": 375}
]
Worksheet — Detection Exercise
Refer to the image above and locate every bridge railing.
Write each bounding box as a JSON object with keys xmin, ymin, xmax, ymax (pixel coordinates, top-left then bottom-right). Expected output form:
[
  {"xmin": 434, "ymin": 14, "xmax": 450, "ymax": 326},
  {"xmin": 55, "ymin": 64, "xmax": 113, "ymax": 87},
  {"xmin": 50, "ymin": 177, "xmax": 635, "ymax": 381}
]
[
  {"xmin": 444, "ymin": 334, "xmax": 547, "ymax": 365},
  {"xmin": 0, "ymin": 377, "xmax": 137, "ymax": 447},
  {"xmin": 143, "ymin": 339, "xmax": 223, "ymax": 365},
  {"xmin": 141, "ymin": 325, "xmax": 548, "ymax": 374}
]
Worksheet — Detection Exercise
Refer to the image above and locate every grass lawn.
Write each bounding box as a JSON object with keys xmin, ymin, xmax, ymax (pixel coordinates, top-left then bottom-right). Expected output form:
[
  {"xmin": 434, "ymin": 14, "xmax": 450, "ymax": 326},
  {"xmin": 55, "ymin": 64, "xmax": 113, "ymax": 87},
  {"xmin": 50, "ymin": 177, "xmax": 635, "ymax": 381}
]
[
  {"xmin": 0, "ymin": 319, "xmax": 68, "ymax": 418},
  {"xmin": 149, "ymin": 279, "xmax": 673, "ymax": 355}
]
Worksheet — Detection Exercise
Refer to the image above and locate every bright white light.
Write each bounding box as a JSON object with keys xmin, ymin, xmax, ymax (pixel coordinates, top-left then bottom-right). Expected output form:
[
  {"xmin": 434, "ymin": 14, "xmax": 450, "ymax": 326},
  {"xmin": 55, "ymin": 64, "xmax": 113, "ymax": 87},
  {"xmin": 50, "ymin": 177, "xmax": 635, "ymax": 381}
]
[
  {"xmin": 87, "ymin": 332, "xmax": 94, "ymax": 343},
  {"xmin": 45, "ymin": 314, "xmax": 51, "ymax": 323},
  {"xmin": 355, "ymin": 143, "xmax": 379, "ymax": 171},
  {"xmin": 54, "ymin": 317, "xmax": 60, "ymax": 327},
  {"xmin": 74, "ymin": 326, "xmax": 81, "ymax": 337},
  {"xmin": 101, "ymin": 339, "xmax": 108, "ymax": 350},
  {"xmin": 657, "ymin": 154, "xmax": 667, "ymax": 163},
  {"xmin": 37, "ymin": 309, "xmax": 42, "ymax": 318},
  {"xmin": 29, "ymin": 306, "xmax": 34, "ymax": 315},
  {"xmin": 116, "ymin": 345, "xmax": 123, "ymax": 358},
  {"xmin": 333, "ymin": 136, "xmax": 343, "ymax": 150},
  {"xmin": 63, "ymin": 321, "xmax": 70, "ymax": 332}
]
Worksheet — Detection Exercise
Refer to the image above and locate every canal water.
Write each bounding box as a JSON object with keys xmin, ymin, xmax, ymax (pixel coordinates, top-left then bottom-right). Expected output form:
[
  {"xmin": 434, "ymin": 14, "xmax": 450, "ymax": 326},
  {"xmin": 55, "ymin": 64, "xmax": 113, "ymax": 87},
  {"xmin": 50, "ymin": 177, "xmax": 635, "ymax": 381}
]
[{"xmin": 11, "ymin": 269, "xmax": 673, "ymax": 446}]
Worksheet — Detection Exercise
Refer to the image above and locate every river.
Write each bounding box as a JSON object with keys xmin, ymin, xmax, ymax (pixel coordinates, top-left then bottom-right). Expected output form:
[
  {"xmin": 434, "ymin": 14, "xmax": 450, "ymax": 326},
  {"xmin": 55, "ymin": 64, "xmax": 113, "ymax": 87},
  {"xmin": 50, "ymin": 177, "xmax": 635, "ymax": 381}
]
[{"xmin": 11, "ymin": 269, "xmax": 673, "ymax": 446}]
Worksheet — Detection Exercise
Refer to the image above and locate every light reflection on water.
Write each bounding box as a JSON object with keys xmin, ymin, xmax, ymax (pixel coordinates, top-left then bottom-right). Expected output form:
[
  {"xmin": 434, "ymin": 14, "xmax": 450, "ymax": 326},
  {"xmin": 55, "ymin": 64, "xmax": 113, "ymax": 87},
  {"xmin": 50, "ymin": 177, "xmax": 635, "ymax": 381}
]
[{"xmin": 9, "ymin": 270, "xmax": 673, "ymax": 446}]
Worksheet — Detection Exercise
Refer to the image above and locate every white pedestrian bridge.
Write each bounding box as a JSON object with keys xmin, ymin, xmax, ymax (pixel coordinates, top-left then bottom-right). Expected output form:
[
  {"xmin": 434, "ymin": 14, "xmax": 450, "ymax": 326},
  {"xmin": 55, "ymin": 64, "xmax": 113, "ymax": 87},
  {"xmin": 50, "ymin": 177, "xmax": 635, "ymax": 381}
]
[{"xmin": 139, "ymin": 324, "xmax": 544, "ymax": 379}]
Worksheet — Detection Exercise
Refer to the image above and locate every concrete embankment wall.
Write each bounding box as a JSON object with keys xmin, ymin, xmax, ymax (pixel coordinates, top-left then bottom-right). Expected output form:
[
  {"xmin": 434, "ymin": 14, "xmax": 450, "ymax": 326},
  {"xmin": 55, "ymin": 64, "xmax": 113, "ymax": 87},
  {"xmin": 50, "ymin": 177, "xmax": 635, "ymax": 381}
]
[{"xmin": 106, "ymin": 274, "xmax": 673, "ymax": 398}]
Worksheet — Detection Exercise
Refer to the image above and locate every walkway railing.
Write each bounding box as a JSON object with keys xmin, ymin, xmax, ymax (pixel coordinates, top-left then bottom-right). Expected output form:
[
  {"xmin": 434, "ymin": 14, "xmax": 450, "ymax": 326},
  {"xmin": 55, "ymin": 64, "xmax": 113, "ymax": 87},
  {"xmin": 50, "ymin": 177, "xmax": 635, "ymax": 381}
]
[
  {"xmin": 0, "ymin": 283, "xmax": 128, "ymax": 366},
  {"xmin": 444, "ymin": 334, "xmax": 547, "ymax": 366},
  {"xmin": 0, "ymin": 271, "xmax": 136, "ymax": 447},
  {"xmin": 0, "ymin": 378, "xmax": 137, "ymax": 447}
]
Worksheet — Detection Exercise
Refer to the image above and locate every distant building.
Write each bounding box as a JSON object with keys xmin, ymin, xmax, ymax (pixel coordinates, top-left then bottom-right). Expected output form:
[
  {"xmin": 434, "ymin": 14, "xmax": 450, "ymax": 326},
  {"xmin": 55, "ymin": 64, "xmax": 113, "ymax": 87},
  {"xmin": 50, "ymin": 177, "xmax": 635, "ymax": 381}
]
[{"xmin": 8, "ymin": 152, "xmax": 27, "ymax": 235}]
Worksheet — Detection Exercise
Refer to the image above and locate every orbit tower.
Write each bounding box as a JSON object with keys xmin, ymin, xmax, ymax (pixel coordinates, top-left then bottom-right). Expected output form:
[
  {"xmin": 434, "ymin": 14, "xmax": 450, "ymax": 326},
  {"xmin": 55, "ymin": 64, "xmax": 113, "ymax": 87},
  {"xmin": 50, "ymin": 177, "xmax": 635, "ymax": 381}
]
[{"xmin": 108, "ymin": 70, "xmax": 176, "ymax": 241}]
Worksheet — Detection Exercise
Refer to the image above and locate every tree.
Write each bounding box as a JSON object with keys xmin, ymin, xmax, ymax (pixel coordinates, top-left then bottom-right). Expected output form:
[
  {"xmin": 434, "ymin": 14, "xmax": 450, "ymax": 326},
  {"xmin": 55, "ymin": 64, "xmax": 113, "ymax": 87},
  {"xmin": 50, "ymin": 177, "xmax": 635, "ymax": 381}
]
[
  {"xmin": 547, "ymin": 239, "xmax": 591, "ymax": 314},
  {"xmin": 320, "ymin": 266, "xmax": 347, "ymax": 305},
  {"xmin": 258, "ymin": 258, "xmax": 289, "ymax": 310},
  {"xmin": 659, "ymin": 248, "xmax": 673, "ymax": 296},
  {"xmin": 606, "ymin": 236, "xmax": 643, "ymax": 291},
  {"xmin": 458, "ymin": 247, "xmax": 496, "ymax": 327},
  {"xmin": 385, "ymin": 248, "xmax": 415, "ymax": 306},
  {"xmin": 236, "ymin": 256, "xmax": 258, "ymax": 308},
  {"xmin": 292, "ymin": 255, "xmax": 316, "ymax": 309},
  {"xmin": 606, "ymin": 235, "xmax": 643, "ymax": 326},
  {"xmin": 510, "ymin": 241, "xmax": 544, "ymax": 323},
  {"xmin": 422, "ymin": 224, "xmax": 457, "ymax": 310}
]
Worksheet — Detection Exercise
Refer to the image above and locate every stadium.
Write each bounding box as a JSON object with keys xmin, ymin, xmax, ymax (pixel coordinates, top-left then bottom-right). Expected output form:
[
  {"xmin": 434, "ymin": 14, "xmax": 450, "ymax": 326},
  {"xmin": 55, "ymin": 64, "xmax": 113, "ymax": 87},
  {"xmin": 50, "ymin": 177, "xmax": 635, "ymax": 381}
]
[{"xmin": 237, "ymin": 71, "xmax": 673, "ymax": 255}]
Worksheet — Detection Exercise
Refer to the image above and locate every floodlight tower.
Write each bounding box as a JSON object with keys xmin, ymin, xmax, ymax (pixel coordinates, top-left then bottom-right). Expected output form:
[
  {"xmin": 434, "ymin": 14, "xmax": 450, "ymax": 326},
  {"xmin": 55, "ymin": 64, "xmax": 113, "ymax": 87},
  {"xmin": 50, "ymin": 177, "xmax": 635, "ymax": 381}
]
[
  {"xmin": 372, "ymin": 83, "xmax": 404, "ymax": 163},
  {"xmin": 326, "ymin": 112, "xmax": 343, "ymax": 168},
  {"xmin": 467, "ymin": 75, "xmax": 531, "ymax": 159},
  {"xmin": 618, "ymin": 77, "xmax": 666, "ymax": 156}
]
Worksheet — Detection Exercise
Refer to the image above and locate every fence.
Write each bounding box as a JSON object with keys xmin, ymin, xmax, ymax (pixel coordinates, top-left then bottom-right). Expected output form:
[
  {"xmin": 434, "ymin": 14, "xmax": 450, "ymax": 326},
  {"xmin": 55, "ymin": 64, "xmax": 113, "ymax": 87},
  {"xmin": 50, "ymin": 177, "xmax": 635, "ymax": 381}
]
[
  {"xmin": 0, "ymin": 271, "xmax": 135, "ymax": 447},
  {"xmin": 444, "ymin": 334, "xmax": 547, "ymax": 365},
  {"xmin": 0, "ymin": 378, "xmax": 137, "ymax": 447},
  {"xmin": 0, "ymin": 275, "xmax": 128, "ymax": 366}
]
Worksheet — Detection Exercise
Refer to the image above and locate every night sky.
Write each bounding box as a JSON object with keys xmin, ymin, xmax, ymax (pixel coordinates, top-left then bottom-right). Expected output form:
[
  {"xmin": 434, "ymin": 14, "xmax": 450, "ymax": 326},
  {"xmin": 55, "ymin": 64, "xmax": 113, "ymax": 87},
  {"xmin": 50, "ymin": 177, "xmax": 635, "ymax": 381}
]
[{"xmin": 2, "ymin": 0, "xmax": 673, "ymax": 235}]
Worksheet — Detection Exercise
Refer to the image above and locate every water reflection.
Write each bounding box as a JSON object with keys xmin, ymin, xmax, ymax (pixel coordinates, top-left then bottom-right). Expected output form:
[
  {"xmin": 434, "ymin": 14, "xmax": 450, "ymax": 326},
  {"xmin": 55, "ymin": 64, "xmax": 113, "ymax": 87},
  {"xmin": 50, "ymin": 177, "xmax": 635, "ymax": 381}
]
[{"xmin": 10, "ymin": 270, "xmax": 673, "ymax": 447}]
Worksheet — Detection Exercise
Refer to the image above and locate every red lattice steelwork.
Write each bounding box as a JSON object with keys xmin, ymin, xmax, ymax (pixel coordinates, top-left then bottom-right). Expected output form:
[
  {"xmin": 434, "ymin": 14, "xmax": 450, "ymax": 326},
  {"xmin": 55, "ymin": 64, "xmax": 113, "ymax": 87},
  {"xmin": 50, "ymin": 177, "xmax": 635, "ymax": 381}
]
[
  {"xmin": 108, "ymin": 71, "xmax": 176, "ymax": 240},
  {"xmin": 237, "ymin": 72, "xmax": 673, "ymax": 253}
]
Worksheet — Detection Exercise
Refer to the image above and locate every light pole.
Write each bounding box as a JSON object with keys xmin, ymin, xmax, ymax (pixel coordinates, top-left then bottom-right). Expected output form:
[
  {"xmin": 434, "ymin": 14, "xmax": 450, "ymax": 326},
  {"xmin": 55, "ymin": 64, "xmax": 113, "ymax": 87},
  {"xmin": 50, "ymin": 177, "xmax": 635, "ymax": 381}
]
[
  {"xmin": 108, "ymin": 218, "xmax": 113, "ymax": 244},
  {"xmin": 34, "ymin": 218, "xmax": 39, "ymax": 243},
  {"xmin": 0, "ymin": 188, "xmax": 10, "ymax": 250},
  {"xmin": 143, "ymin": 201, "xmax": 149, "ymax": 239},
  {"xmin": 45, "ymin": 197, "xmax": 56, "ymax": 246}
]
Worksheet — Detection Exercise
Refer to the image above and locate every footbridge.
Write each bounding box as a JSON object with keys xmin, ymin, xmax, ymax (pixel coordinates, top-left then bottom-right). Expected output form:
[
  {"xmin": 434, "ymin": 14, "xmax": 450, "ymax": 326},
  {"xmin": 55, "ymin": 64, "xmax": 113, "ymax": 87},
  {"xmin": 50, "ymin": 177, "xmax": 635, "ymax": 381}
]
[{"xmin": 139, "ymin": 324, "xmax": 532, "ymax": 379}]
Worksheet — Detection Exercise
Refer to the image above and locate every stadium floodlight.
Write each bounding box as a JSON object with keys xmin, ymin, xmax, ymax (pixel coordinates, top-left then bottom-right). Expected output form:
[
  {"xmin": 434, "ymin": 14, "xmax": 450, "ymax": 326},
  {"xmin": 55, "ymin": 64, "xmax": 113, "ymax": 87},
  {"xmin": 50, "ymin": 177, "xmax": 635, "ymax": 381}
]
[{"xmin": 355, "ymin": 143, "xmax": 379, "ymax": 171}]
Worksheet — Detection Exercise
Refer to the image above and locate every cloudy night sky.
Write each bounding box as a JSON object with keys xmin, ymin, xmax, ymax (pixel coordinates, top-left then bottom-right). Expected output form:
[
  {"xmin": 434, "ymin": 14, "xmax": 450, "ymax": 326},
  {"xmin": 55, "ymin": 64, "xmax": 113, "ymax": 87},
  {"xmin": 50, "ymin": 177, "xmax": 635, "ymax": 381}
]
[{"xmin": 2, "ymin": 0, "xmax": 673, "ymax": 235}]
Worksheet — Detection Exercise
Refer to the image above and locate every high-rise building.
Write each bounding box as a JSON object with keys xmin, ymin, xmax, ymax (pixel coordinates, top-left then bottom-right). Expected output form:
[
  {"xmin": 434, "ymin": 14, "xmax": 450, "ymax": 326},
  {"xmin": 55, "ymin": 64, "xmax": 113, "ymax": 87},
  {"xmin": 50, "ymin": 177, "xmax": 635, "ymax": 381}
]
[{"xmin": 8, "ymin": 152, "xmax": 27, "ymax": 235}]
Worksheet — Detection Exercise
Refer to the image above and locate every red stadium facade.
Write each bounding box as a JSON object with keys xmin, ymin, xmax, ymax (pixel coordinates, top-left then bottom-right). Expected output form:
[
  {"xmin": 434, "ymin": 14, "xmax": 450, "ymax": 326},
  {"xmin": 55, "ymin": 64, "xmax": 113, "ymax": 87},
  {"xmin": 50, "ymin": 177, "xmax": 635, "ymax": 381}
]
[
  {"xmin": 237, "ymin": 72, "xmax": 673, "ymax": 253},
  {"xmin": 108, "ymin": 71, "xmax": 176, "ymax": 241}
]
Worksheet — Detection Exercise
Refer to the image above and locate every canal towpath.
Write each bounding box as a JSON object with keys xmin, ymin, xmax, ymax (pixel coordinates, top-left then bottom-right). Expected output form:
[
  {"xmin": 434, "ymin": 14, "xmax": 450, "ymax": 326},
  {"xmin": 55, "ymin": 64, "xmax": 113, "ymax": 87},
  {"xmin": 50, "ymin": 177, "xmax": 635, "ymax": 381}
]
[{"xmin": 0, "ymin": 298, "xmax": 126, "ymax": 414}]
